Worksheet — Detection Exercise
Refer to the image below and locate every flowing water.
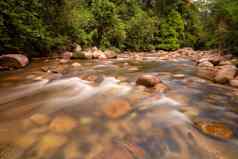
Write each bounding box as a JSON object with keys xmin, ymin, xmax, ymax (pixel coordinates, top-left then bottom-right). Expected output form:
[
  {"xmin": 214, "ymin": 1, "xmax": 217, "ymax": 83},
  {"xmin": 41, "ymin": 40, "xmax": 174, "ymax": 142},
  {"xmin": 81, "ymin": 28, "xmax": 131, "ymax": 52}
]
[{"xmin": 0, "ymin": 56, "xmax": 238, "ymax": 159}]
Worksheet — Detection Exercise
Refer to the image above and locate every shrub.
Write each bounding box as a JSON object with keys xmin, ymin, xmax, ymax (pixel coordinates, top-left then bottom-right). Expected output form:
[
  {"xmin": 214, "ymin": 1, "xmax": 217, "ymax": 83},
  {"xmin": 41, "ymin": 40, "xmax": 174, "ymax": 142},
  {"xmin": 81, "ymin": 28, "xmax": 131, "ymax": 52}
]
[{"xmin": 158, "ymin": 10, "xmax": 184, "ymax": 50}]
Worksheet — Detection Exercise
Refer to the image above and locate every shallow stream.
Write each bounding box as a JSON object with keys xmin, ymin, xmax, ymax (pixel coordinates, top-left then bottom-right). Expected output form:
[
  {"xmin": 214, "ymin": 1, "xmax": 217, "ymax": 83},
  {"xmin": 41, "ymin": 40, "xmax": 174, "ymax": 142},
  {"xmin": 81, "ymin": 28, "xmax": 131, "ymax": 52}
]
[{"xmin": 0, "ymin": 56, "xmax": 237, "ymax": 159}]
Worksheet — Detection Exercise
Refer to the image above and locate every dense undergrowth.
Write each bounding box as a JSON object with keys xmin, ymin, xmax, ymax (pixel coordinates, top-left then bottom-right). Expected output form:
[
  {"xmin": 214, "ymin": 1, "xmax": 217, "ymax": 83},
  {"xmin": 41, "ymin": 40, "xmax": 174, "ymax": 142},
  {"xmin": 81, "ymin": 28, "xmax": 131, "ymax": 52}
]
[{"xmin": 0, "ymin": 0, "xmax": 238, "ymax": 56}]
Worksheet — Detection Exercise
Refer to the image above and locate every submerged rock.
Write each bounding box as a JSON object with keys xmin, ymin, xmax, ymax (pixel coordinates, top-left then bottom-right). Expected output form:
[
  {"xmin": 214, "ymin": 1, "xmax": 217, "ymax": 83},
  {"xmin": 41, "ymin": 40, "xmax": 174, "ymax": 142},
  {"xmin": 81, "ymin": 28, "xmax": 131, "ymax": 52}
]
[
  {"xmin": 0, "ymin": 54, "xmax": 29, "ymax": 70},
  {"xmin": 136, "ymin": 75, "xmax": 161, "ymax": 87},
  {"xmin": 194, "ymin": 119, "xmax": 234, "ymax": 140},
  {"xmin": 49, "ymin": 115, "xmax": 77, "ymax": 133},
  {"xmin": 29, "ymin": 113, "xmax": 50, "ymax": 126},
  {"xmin": 37, "ymin": 133, "xmax": 68, "ymax": 157},
  {"xmin": 103, "ymin": 99, "xmax": 132, "ymax": 119}
]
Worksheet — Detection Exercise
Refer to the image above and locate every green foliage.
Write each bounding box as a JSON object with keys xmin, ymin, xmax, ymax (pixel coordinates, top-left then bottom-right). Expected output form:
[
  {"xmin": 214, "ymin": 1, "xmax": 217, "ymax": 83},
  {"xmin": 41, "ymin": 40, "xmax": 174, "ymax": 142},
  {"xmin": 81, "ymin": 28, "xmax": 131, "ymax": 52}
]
[
  {"xmin": 158, "ymin": 10, "xmax": 184, "ymax": 50},
  {"xmin": 125, "ymin": 7, "xmax": 159, "ymax": 51},
  {"xmin": 0, "ymin": 0, "xmax": 69, "ymax": 56},
  {"xmin": 4, "ymin": 0, "xmax": 236, "ymax": 55}
]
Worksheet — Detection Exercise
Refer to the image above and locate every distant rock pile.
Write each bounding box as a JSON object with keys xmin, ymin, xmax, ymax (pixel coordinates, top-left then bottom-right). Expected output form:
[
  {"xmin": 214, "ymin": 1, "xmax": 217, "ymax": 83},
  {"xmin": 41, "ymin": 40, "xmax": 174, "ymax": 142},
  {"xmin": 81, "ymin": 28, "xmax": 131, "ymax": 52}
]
[
  {"xmin": 196, "ymin": 52, "xmax": 238, "ymax": 88},
  {"xmin": 61, "ymin": 44, "xmax": 117, "ymax": 61}
]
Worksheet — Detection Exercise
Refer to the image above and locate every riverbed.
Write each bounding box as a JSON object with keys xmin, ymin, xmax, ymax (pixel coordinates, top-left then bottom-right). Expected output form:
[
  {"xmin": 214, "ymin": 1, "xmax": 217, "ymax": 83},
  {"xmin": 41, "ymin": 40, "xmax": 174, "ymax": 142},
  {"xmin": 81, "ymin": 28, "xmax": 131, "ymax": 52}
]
[{"xmin": 0, "ymin": 55, "xmax": 237, "ymax": 159}]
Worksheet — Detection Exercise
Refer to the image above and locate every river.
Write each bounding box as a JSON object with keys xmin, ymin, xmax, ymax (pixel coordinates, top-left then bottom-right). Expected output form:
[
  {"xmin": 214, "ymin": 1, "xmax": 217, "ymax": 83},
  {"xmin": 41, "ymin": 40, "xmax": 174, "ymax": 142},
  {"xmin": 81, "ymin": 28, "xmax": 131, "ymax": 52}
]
[{"xmin": 0, "ymin": 55, "xmax": 237, "ymax": 159}]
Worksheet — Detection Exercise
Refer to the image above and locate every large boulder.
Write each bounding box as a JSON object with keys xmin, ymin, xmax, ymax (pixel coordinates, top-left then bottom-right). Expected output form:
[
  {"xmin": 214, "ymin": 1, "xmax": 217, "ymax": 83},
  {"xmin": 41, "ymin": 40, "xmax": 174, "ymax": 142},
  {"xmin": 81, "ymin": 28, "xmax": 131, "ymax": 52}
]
[
  {"xmin": 198, "ymin": 61, "xmax": 214, "ymax": 67},
  {"xmin": 136, "ymin": 74, "xmax": 161, "ymax": 87},
  {"xmin": 197, "ymin": 66, "xmax": 217, "ymax": 81},
  {"xmin": 0, "ymin": 54, "xmax": 29, "ymax": 70},
  {"xmin": 215, "ymin": 65, "xmax": 237, "ymax": 84}
]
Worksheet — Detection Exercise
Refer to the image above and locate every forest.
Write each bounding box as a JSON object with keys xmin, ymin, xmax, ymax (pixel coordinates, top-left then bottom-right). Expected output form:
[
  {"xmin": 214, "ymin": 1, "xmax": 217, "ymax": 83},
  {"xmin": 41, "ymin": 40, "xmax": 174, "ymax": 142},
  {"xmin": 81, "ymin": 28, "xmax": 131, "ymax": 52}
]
[
  {"xmin": 1, "ymin": 1, "xmax": 238, "ymax": 159},
  {"xmin": 1, "ymin": 0, "xmax": 238, "ymax": 56}
]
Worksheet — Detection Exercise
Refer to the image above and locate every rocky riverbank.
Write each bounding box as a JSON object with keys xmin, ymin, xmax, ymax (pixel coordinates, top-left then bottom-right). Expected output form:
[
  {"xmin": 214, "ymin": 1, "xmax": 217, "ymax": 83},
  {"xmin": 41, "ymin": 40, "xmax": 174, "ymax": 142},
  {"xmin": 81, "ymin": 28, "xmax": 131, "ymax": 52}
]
[
  {"xmin": 0, "ymin": 49, "xmax": 238, "ymax": 159},
  {"xmin": 1, "ymin": 47, "xmax": 237, "ymax": 89}
]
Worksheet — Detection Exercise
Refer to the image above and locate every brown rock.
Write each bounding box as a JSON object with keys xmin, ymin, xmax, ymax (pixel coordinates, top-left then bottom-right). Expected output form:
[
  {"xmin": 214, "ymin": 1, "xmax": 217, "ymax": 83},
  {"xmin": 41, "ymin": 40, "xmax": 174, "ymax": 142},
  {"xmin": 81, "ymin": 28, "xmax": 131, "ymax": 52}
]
[
  {"xmin": 98, "ymin": 54, "xmax": 107, "ymax": 59},
  {"xmin": 104, "ymin": 50, "xmax": 117, "ymax": 59},
  {"xmin": 154, "ymin": 83, "xmax": 169, "ymax": 93},
  {"xmin": 215, "ymin": 65, "xmax": 237, "ymax": 83},
  {"xmin": 103, "ymin": 99, "xmax": 131, "ymax": 119},
  {"xmin": 197, "ymin": 66, "xmax": 216, "ymax": 81},
  {"xmin": 229, "ymin": 79, "xmax": 238, "ymax": 88},
  {"xmin": 0, "ymin": 54, "xmax": 29, "ymax": 69},
  {"xmin": 37, "ymin": 133, "xmax": 68, "ymax": 157},
  {"xmin": 29, "ymin": 113, "xmax": 50, "ymax": 126},
  {"xmin": 194, "ymin": 119, "xmax": 234, "ymax": 140},
  {"xmin": 49, "ymin": 115, "xmax": 77, "ymax": 133},
  {"xmin": 136, "ymin": 75, "xmax": 161, "ymax": 87},
  {"xmin": 80, "ymin": 74, "xmax": 98, "ymax": 82},
  {"xmin": 198, "ymin": 61, "xmax": 214, "ymax": 67}
]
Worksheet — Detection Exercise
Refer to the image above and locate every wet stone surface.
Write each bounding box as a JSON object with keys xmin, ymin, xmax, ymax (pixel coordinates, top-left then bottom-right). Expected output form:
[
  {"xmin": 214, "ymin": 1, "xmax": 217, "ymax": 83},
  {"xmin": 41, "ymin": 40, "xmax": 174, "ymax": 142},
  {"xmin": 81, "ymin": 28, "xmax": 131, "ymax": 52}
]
[{"xmin": 0, "ymin": 57, "xmax": 237, "ymax": 159}]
